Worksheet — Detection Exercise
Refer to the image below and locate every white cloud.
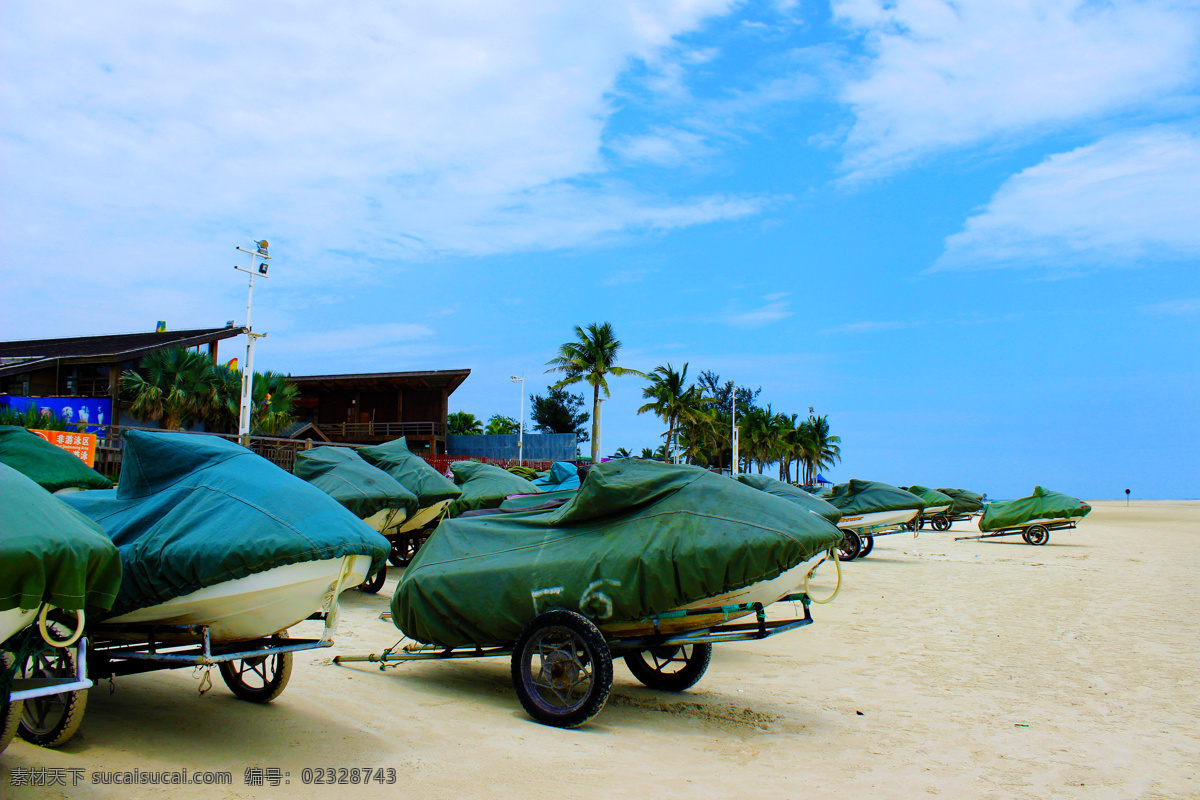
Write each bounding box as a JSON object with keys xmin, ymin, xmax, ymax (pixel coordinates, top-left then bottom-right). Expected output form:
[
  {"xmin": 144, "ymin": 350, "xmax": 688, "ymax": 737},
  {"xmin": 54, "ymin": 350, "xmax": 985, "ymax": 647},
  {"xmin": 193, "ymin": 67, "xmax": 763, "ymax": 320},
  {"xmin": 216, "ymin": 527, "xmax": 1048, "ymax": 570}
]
[
  {"xmin": 1142, "ymin": 297, "xmax": 1200, "ymax": 315},
  {"xmin": 0, "ymin": 1, "xmax": 758, "ymax": 337},
  {"xmin": 832, "ymin": 0, "xmax": 1200, "ymax": 178},
  {"xmin": 819, "ymin": 320, "xmax": 911, "ymax": 335},
  {"xmin": 933, "ymin": 127, "xmax": 1200, "ymax": 271},
  {"xmin": 721, "ymin": 294, "xmax": 791, "ymax": 328}
]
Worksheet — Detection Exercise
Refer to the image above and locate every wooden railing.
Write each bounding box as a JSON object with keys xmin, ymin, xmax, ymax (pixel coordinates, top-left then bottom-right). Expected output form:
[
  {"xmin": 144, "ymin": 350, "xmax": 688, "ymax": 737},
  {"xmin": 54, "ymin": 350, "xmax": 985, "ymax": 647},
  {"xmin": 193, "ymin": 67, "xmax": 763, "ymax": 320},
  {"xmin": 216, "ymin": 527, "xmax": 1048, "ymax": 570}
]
[{"xmin": 314, "ymin": 421, "xmax": 445, "ymax": 440}]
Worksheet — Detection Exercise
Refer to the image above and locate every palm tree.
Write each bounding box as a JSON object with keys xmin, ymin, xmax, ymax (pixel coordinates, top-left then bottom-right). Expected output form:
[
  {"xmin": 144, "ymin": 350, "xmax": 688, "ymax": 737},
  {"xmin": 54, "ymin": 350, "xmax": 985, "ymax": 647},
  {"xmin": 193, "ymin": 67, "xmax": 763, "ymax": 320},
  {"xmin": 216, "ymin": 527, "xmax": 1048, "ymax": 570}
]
[
  {"xmin": 485, "ymin": 414, "xmax": 519, "ymax": 435},
  {"xmin": 447, "ymin": 411, "xmax": 484, "ymax": 435},
  {"xmin": 121, "ymin": 347, "xmax": 221, "ymax": 430},
  {"xmin": 545, "ymin": 322, "xmax": 645, "ymax": 463},
  {"xmin": 209, "ymin": 367, "xmax": 298, "ymax": 435},
  {"xmin": 611, "ymin": 447, "xmax": 632, "ymax": 458},
  {"xmin": 637, "ymin": 363, "xmax": 712, "ymax": 464},
  {"xmin": 802, "ymin": 414, "xmax": 841, "ymax": 484}
]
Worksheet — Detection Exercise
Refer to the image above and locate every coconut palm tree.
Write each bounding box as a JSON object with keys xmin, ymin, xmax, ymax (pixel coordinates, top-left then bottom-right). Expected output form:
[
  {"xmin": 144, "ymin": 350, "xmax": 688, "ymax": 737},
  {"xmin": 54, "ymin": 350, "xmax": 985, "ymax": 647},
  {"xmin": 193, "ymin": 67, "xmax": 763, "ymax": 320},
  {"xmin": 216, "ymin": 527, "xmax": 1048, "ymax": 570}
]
[
  {"xmin": 121, "ymin": 347, "xmax": 221, "ymax": 430},
  {"xmin": 637, "ymin": 363, "xmax": 712, "ymax": 464},
  {"xmin": 611, "ymin": 447, "xmax": 633, "ymax": 458},
  {"xmin": 485, "ymin": 414, "xmax": 519, "ymax": 435},
  {"xmin": 801, "ymin": 414, "xmax": 841, "ymax": 484},
  {"xmin": 545, "ymin": 322, "xmax": 645, "ymax": 463},
  {"xmin": 447, "ymin": 411, "xmax": 484, "ymax": 435}
]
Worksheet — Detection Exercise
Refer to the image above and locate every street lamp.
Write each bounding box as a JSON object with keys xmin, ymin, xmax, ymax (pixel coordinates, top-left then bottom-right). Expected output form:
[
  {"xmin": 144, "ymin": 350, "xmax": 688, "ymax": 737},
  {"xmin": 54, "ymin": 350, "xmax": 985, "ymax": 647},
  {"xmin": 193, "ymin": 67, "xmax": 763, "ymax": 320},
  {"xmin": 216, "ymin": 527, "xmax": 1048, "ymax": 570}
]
[
  {"xmin": 234, "ymin": 240, "xmax": 272, "ymax": 446},
  {"xmin": 510, "ymin": 375, "xmax": 524, "ymax": 466},
  {"xmin": 731, "ymin": 389, "xmax": 739, "ymax": 476}
]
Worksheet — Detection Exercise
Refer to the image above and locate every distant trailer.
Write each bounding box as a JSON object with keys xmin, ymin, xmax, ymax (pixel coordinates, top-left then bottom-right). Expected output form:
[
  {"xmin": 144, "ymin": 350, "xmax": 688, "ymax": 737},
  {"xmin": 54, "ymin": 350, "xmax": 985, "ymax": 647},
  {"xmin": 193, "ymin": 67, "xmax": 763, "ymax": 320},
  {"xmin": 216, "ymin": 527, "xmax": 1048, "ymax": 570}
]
[{"xmin": 954, "ymin": 518, "xmax": 1079, "ymax": 546}]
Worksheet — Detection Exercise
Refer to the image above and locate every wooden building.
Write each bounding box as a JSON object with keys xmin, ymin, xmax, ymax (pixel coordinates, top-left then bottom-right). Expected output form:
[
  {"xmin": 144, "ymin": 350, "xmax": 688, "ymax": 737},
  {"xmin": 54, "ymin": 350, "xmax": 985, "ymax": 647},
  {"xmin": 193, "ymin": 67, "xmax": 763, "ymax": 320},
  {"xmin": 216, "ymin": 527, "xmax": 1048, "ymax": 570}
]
[{"xmin": 289, "ymin": 369, "xmax": 471, "ymax": 454}]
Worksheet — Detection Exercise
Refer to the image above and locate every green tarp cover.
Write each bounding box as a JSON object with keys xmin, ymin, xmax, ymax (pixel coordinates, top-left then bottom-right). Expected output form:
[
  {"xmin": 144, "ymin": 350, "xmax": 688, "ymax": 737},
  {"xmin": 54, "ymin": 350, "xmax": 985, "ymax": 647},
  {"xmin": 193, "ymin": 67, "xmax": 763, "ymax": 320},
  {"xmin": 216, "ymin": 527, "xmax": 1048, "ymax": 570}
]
[
  {"xmin": 393, "ymin": 460, "xmax": 842, "ymax": 647},
  {"xmin": 0, "ymin": 425, "xmax": 112, "ymax": 493},
  {"xmin": 978, "ymin": 487, "xmax": 1091, "ymax": 532},
  {"xmin": 735, "ymin": 474, "xmax": 843, "ymax": 524},
  {"xmin": 0, "ymin": 463, "xmax": 121, "ymax": 615},
  {"xmin": 936, "ymin": 488, "xmax": 984, "ymax": 515},
  {"xmin": 61, "ymin": 430, "xmax": 390, "ymax": 617},
  {"xmin": 448, "ymin": 461, "xmax": 540, "ymax": 517},
  {"xmin": 357, "ymin": 437, "xmax": 461, "ymax": 508},
  {"xmin": 903, "ymin": 485, "xmax": 954, "ymax": 514},
  {"xmin": 827, "ymin": 480, "xmax": 925, "ymax": 514},
  {"xmin": 507, "ymin": 465, "xmax": 540, "ymax": 481},
  {"xmin": 498, "ymin": 488, "xmax": 578, "ymax": 512},
  {"xmin": 531, "ymin": 461, "xmax": 581, "ymax": 491},
  {"xmin": 294, "ymin": 446, "xmax": 418, "ymax": 519}
]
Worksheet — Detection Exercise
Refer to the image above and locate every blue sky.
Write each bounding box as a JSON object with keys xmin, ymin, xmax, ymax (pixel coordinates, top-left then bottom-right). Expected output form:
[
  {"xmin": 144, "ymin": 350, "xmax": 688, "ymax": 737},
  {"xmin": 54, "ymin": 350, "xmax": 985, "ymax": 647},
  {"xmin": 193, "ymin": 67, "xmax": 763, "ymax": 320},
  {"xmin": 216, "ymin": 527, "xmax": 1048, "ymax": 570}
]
[{"xmin": 2, "ymin": 1, "xmax": 1197, "ymax": 498}]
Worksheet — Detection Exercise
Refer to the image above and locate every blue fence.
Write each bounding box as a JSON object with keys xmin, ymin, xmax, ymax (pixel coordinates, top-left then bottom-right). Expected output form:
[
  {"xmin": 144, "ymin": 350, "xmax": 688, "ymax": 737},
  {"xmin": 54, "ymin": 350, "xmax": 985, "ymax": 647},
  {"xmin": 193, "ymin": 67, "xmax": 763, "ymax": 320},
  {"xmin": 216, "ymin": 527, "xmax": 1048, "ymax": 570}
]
[{"xmin": 447, "ymin": 432, "xmax": 577, "ymax": 462}]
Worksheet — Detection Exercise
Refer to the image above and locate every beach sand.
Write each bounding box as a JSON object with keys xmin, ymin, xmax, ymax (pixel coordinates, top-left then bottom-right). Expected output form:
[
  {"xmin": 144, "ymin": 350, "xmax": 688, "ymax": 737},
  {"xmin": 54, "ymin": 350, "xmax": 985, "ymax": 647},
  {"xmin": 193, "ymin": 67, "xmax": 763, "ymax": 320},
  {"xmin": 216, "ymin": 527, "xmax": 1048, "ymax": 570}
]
[{"xmin": 4, "ymin": 501, "xmax": 1197, "ymax": 799}]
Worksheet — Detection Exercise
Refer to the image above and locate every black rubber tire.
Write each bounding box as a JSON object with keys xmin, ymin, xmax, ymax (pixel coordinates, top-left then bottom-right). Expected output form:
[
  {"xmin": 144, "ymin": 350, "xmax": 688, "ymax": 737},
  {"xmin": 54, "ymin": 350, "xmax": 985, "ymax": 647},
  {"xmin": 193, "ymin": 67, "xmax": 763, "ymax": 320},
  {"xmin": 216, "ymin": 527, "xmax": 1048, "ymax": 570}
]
[
  {"xmin": 17, "ymin": 624, "xmax": 87, "ymax": 747},
  {"xmin": 387, "ymin": 540, "xmax": 407, "ymax": 568},
  {"xmin": 219, "ymin": 645, "xmax": 294, "ymax": 703},
  {"xmin": 837, "ymin": 529, "xmax": 861, "ymax": 561},
  {"xmin": 624, "ymin": 643, "xmax": 712, "ymax": 692},
  {"xmin": 932, "ymin": 515, "xmax": 951, "ymax": 532},
  {"xmin": 511, "ymin": 609, "xmax": 612, "ymax": 728},
  {"xmin": 0, "ymin": 653, "xmax": 19, "ymax": 754},
  {"xmin": 358, "ymin": 566, "xmax": 386, "ymax": 594},
  {"xmin": 858, "ymin": 534, "xmax": 875, "ymax": 558},
  {"xmin": 904, "ymin": 519, "xmax": 917, "ymax": 532},
  {"xmin": 1022, "ymin": 526, "xmax": 1049, "ymax": 546}
]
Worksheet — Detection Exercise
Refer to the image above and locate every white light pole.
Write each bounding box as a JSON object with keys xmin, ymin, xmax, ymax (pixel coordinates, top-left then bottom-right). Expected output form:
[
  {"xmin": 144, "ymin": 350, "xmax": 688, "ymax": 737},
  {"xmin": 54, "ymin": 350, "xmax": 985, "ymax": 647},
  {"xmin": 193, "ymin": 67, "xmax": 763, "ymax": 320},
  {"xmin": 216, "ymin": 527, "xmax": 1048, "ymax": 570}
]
[
  {"xmin": 731, "ymin": 390, "xmax": 739, "ymax": 476},
  {"xmin": 510, "ymin": 375, "xmax": 524, "ymax": 466},
  {"xmin": 234, "ymin": 240, "xmax": 271, "ymax": 445}
]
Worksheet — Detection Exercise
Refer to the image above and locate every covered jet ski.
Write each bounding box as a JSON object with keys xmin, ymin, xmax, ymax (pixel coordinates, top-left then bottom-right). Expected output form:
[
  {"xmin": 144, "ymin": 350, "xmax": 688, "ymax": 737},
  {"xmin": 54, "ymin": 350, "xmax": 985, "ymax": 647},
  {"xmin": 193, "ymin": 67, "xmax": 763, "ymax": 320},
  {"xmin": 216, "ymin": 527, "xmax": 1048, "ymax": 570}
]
[
  {"xmin": 62, "ymin": 430, "xmax": 389, "ymax": 641},
  {"xmin": 1, "ymin": 463, "xmax": 122, "ymax": 751},
  {"xmin": 965, "ymin": 487, "xmax": 1091, "ymax": 545},
  {"xmin": 899, "ymin": 485, "xmax": 955, "ymax": 530},
  {"xmin": 826, "ymin": 479, "xmax": 925, "ymax": 560},
  {"xmin": 735, "ymin": 474, "xmax": 842, "ymax": 524},
  {"xmin": 531, "ymin": 462, "xmax": 582, "ymax": 492},
  {"xmin": 358, "ymin": 437, "xmax": 462, "ymax": 533},
  {"xmin": 0, "ymin": 425, "xmax": 112, "ymax": 493},
  {"xmin": 294, "ymin": 446, "xmax": 417, "ymax": 533},
  {"xmin": 938, "ymin": 487, "xmax": 985, "ymax": 516},
  {"xmin": 447, "ymin": 460, "xmax": 539, "ymax": 518}
]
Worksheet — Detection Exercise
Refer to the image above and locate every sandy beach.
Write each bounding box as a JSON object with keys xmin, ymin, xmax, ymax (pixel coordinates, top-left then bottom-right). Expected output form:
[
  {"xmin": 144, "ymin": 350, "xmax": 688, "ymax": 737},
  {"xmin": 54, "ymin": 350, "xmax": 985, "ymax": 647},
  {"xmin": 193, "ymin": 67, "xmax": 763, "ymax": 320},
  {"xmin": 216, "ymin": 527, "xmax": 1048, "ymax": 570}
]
[{"xmin": 4, "ymin": 500, "xmax": 1197, "ymax": 800}]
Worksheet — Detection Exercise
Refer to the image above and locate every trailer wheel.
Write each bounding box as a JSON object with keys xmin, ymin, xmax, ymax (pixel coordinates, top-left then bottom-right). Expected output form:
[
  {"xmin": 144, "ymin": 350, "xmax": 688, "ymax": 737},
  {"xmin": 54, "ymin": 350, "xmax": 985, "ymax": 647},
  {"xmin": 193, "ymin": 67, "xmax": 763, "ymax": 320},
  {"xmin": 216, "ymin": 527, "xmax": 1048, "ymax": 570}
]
[
  {"xmin": 624, "ymin": 643, "xmax": 712, "ymax": 692},
  {"xmin": 1022, "ymin": 526, "xmax": 1049, "ymax": 546},
  {"xmin": 219, "ymin": 645, "xmax": 294, "ymax": 703},
  {"xmin": 511, "ymin": 610, "xmax": 612, "ymax": 728},
  {"xmin": 931, "ymin": 515, "xmax": 950, "ymax": 531},
  {"xmin": 904, "ymin": 519, "xmax": 917, "ymax": 532},
  {"xmin": 17, "ymin": 624, "xmax": 87, "ymax": 747},
  {"xmin": 837, "ymin": 529, "xmax": 861, "ymax": 561},
  {"xmin": 858, "ymin": 535, "xmax": 875, "ymax": 558},
  {"xmin": 0, "ymin": 653, "xmax": 19, "ymax": 754},
  {"xmin": 387, "ymin": 530, "xmax": 432, "ymax": 568},
  {"xmin": 358, "ymin": 566, "xmax": 386, "ymax": 594}
]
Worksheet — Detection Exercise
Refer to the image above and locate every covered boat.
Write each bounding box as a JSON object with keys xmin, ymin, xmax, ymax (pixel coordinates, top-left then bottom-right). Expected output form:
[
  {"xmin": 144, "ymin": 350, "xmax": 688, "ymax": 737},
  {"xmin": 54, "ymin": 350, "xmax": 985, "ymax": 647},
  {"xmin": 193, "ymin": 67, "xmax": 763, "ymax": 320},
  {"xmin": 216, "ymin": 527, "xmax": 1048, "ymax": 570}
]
[
  {"xmin": 393, "ymin": 459, "xmax": 842, "ymax": 649},
  {"xmin": 531, "ymin": 461, "xmax": 582, "ymax": 492},
  {"xmin": 446, "ymin": 460, "xmax": 539, "ymax": 518},
  {"xmin": 827, "ymin": 479, "xmax": 924, "ymax": 529},
  {"xmin": 62, "ymin": 430, "xmax": 389, "ymax": 641},
  {"xmin": 735, "ymin": 474, "xmax": 842, "ymax": 524},
  {"xmin": 294, "ymin": 446, "xmax": 417, "ymax": 533},
  {"xmin": 0, "ymin": 425, "xmax": 112, "ymax": 493},
  {"xmin": 937, "ymin": 488, "xmax": 984, "ymax": 516},
  {"xmin": 1, "ymin": 463, "xmax": 122, "ymax": 750},
  {"xmin": 358, "ymin": 437, "xmax": 462, "ymax": 533},
  {"xmin": 901, "ymin": 486, "xmax": 954, "ymax": 516},
  {"xmin": 978, "ymin": 487, "xmax": 1091, "ymax": 533}
]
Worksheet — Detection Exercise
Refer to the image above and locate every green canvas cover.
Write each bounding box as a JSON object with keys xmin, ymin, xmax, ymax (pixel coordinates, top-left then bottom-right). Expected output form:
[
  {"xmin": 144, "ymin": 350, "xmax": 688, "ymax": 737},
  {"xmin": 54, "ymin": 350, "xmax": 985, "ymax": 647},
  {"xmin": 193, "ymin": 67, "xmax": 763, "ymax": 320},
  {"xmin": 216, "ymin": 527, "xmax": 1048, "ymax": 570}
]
[
  {"xmin": 0, "ymin": 425, "xmax": 112, "ymax": 493},
  {"xmin": 903, "ymin": 485, "xmax": 954, "ymax": 514},
  {"xmin": 936, "ymin": 488, "xmax": 984, "ymax": 515},
  {"xmin": 448, "ymin": 461, "xmax": 540, "ymax": 517},
  {"xmin": 0, "ymin": 463, "xmax": 121, "ymax": 614},
  {"xmin": 393, "ymin": 460, "xmax": 842, "ymax": 647},
  {"xmin": 357, "ymin": 437, "xmax": 462, "ymax": 508},
  {"xmin": 978, "ymin": 487, "xmax": 1091, "ymax": 532},
  {"xmin": 827, "ymin": 479, "xmax": 925, "ymax": 514},
  {"xmin": 498, "ymin": 488, "xmax": 578, "ymax": 512},
  {"xmin": 507, "ymin": 465, "xmax": 540, "ymax": 481},
  {"xmin": 61, "ymin": 430, "xmax": 390, "ymax": 617},
  {"xmin": 294, "ymin": 446, "xmax": 418, "ymax": 519},
  {"xmin": 531, "ymin": 461, "xmax": 581, "ymax": 491},
  {"xmin": 735, "ymin": 474, "xmax": 843, "ymax": 524}
]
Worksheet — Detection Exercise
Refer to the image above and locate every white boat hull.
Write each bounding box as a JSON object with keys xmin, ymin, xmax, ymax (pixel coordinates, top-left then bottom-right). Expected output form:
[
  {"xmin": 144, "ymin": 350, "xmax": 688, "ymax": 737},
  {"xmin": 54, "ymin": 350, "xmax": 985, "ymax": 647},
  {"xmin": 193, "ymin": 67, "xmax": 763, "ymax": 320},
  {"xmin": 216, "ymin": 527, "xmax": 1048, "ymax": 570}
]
[
  {"xmin": 103, "ymin": 554, "xmax": 373, "ymax": 642},
  {"xmin": 0, "ymin": 608, "xmax": 38, "ymax": 645},
  {"xmin": 395, "ymin": 500, "xmax": 451, "ymax": 534},
  {"xmin": 364, "ymin": 506, "xmax": 406, "ymax": 533},
  {"xmin": 837, "ymin": 507, "xmax": 919, "ymax": 530},
  {"xmin": 921, "ymin": 504, "xmax": 951, "ymax": 516},
  {"xmin": 600, "ymin": 560, "xmax": 816, "ymax": 638}
]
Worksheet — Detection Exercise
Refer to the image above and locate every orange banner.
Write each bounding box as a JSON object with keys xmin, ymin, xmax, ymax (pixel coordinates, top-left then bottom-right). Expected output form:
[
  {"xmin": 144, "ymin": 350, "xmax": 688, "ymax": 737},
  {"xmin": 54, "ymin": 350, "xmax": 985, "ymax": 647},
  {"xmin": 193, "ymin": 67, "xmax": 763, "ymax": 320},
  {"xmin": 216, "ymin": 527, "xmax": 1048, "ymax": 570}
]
[{"xmin": 31, "ymin": 429, "xmax": 97, "ymax": 468}]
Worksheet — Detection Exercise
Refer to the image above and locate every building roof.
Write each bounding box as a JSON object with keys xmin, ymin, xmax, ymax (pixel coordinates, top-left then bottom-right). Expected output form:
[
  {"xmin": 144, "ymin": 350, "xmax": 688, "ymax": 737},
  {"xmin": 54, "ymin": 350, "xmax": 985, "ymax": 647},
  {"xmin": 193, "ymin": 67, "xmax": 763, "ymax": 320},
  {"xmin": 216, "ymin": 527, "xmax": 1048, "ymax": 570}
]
[
  {"xmin": 0, "ymin": 327, "xmax": 248, "ymax": 378},
  {"xmin": 289, "ymin": 369, "xmax": 471, "ymax": 394}
]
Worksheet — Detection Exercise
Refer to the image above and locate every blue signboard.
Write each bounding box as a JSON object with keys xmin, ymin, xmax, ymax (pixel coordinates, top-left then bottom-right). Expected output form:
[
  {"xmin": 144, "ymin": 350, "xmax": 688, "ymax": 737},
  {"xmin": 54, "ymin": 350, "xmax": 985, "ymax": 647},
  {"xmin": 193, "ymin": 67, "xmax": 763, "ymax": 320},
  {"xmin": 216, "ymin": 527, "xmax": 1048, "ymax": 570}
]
[{"xmin": 0, "ymin": 396, "xmax": 113, "ymax": 436}]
